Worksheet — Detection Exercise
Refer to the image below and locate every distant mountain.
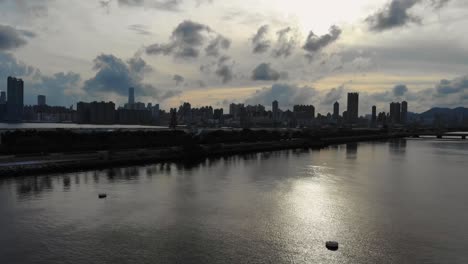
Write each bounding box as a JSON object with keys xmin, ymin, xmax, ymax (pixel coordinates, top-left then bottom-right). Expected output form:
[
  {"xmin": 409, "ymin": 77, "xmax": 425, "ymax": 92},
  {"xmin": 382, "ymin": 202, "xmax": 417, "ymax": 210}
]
[{"xmin": 419, "ymin": 107, "xmax": 468, "ymax": 119}]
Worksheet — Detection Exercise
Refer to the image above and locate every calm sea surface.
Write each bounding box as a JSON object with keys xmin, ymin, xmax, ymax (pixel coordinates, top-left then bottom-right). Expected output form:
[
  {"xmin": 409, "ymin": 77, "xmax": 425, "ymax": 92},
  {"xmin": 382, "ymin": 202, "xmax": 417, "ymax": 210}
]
[{"xmin": 1, "ymin": 139, "xmax": 467, "ymax": 263}]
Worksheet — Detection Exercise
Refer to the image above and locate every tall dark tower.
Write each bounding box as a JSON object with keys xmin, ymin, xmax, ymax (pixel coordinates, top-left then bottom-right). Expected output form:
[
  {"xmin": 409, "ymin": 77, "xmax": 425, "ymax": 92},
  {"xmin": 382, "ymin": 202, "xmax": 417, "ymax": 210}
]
[
  {"xmin": 128, "ymin": 87, "xmax": 135, "ymax": 105},
  {"xmin": 38, "ymin": 95, "xmax": 46, "ymax": 106},
  {"xmin": 372, "ymin": 105, "xmax": 377, "ymax": 126},
  {"xmin": 401, "ymin": 101, "xmax": 408, "ymax": 124},
  {"xmin": 346, "ymin": 93, "xmax": 359, "ymax": 124},
  {"xmin": 272, "ymin": 100, "xmax": 279, "ymax": 122},
  {"xmin": 6, "ymin": 76, "xmax": 24, "ymax": 122},
  {"xmin": 333, "ymin": 101, "xmax": 339, "ymax": 120},
  {"xmin": 0, "ymin": 91, "xmax": 6, "ymax": 104},
  {"xmin": 390, "ymin": 102, "xmax": 401, "ymax": 124}
]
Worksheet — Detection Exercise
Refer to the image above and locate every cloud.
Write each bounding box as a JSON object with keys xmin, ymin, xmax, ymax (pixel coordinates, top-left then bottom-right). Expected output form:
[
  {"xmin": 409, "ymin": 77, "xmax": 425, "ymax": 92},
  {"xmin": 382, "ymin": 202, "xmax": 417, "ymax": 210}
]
[
  {"xmin": 0, "ymin": 0, "xmax": 50, "ymax": 18},
  {"xmin": 128, "ymin": 24, "xmax": 152, "ymax": 35},
  {"xmin": 272, "ymin": 27, "xmax": 297, "ymax": 58},
  {"xmin": 205, "ymin": 35, "xmax": 231, "ymax": 57},
  {"xmin": 251, "ymin": 63, "xmax": 284, "ymax": 81},
  {"xmin": 173, "ymin": 74, "xmax": 184, "ymax": 85},
  {"xmin": 215, "ymin": 55, "xmax": 234, "ymax": 83},
  {"xmin": 83, "ymin": 53, "xmax": 178, "ymax": 101},
  {"xmin": 0, "ymin": 52, "xmax": 82, "ymax": 106},
  {"xmin": 303, "ymin": 25, "xmax": 341, "ymax": 58},
  {"xmin": 146, "ymin": 20, "xmax": 230, "ymax": 59},
  {"xmin": 195, "ymin": 80, "xmax": 205, "ymax": 87},
  {"xmin": 116, "ymin": 0, "xmax": 213, "ymax": 11},
  {"xmin": 435, "ymin": 76, "xmax": 468, "ymax": 95},
  {"xmin": 366, "ymin": 0, "xmax": 421, "ymax": 31},
  {"xmin": 117, "ymin": 0, "xmax": 182, "ymax": 11},
  {"xmin": 323, "ymin": 85, "xmax": 345, "ymax": 105},
  {"xmin": 365, "ymin": 0, "xmax": 452, "ymax": 32},
  {"xmin": 0, "ymin": 24, "xmax": 35, "ymax": 50},
  {"xmin": 245, "ymin": 83, "xmax": 317, "ymax": 107},
  {"xmin": 127, "ymin": 54, "xmax": 152, "ymax": 74},
  {"xmin": 0, "ymin": 52, "xmax": 38, "ymax": 78},
  {"xmin": 251, "ymin": 25, "xmax": 271, "ymax": 54},
  {"xmin": 393, "ymin": 84, "xmax": 408, "ymax": 96}
]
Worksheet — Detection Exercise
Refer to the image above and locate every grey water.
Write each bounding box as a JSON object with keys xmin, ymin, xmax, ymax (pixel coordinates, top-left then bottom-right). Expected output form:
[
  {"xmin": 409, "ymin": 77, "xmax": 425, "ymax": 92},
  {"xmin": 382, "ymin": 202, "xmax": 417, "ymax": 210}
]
[{"xmin": 1, "ymin": 139, "xmax": 467, "ymax": 263}]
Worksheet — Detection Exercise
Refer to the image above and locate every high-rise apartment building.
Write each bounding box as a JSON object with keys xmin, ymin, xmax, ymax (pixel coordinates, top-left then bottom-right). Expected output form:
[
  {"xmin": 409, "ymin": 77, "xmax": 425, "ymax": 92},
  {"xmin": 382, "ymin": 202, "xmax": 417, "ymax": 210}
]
[
  {"xmin": 347, "ymin": 93, "xmax": 359, "ymax": 124},
  {"xmin": 38, "ymin": 95, "xmax": 46, "ymax": 106},
  {"xmin": 7, "ymin": 76, "xmax": 24, "ymax": 122}
]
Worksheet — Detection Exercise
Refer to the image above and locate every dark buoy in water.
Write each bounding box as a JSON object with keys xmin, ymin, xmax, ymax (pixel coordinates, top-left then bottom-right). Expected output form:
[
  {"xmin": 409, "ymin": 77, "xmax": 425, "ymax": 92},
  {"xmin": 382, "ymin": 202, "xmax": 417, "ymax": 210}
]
[
  {"xmin": 98, "ymin": 193, "xmax": 107, "ymax": 199},
  {"xmin": 326, "ymin": 241, "xmax": 339, "ymax": 251}
]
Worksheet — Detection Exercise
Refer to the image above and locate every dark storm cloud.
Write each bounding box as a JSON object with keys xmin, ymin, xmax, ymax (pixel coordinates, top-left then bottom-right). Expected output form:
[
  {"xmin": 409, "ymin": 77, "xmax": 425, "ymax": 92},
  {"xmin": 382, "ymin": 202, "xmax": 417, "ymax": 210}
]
[
  {"xmin": 303, "ymin": 25, "xmax": 341, "ymax": 58},
  {"xmin": 0, "ymin": 52, "xmax": 37, "ymax": 77},
  {"xmin": 205, "ymin": 35, "xmax": 231, "ymax": 57},
  {"xmin": 84, "ymin": 54, "xmax": 178, "ymax": 100},
  {"xmin": 0, "ymin": 24, "xmax": 35, "ymax": 51},
  {"xmin": 251, "ymin": 63, "xmax": 282, "ymax": 81},
  {"xmin": 245, "ymin": 83, "xmax": 317, "ymax": 107},
  {"xmin": 215, "ymin": 56, "xmax": 234, "ymax": 83},
  {"xmin": 366, "ymin": 0, "xmax": 452, "ymax": 32},
  {"xmin": 435, "ymin": 76, "xmax": 468, "ymax": 95},
  {"xmin": 127, "ymin": 54, "xmax": 152, "ymax": 74},
  {"xmin": 251, "ymin": 25, "xmax": 271, "ymax": 54},
  {"xmin": 146, "ymin": 20, "xmax": 230, "ymax": 59},
  {"xmin": 393, "ymin": 84, "xmax": 408, "ymax": 96},
  {"xmin": 272, "ymin": 27, "xmax": 297, "ymax": 58},
  {"xmin": 366, "ymin": 0, "xmax": 420, "ymax": 31},
  {"xmin": 173, "ymin": 74, "xmax": 184, "ymax": 85},
  {"xmin": 84, "ymin": 54, "xmax": 137, "ymax": 95}
]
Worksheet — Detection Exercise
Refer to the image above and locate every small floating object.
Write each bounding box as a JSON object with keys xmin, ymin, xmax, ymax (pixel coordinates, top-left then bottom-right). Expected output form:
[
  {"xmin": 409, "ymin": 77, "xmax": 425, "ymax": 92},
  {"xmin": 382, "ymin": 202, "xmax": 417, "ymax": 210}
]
[
  {"xmin": 326, "ymin": 241, "xmax": 339, "ymax": 251},
  {"xmin": 98, "ymin": 193, "xmax": 107, "ymax": 199}
]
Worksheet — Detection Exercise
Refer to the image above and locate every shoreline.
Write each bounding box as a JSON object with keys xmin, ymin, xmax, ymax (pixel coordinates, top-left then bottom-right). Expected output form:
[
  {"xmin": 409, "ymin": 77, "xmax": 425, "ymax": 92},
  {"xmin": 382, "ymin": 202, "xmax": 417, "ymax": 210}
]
[{"xmin": 0, "ymin": 133, "xmax": 406, "ymax": 177}]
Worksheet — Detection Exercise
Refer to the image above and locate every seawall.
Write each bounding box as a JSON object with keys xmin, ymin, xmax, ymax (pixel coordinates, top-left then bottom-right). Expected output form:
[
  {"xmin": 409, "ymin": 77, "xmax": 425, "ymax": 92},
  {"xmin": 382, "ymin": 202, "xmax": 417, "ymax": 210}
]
[{"xmin": 0, "ymin": 132, "xmax": 407, "ymax": 177}]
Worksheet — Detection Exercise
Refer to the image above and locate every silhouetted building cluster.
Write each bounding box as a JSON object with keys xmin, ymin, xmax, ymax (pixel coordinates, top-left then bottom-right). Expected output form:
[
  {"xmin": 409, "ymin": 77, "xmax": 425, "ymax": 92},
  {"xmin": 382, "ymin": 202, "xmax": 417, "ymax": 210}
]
[{"xmin": 3, "ymin": 76, "xmax": 468, "ymax": 129}]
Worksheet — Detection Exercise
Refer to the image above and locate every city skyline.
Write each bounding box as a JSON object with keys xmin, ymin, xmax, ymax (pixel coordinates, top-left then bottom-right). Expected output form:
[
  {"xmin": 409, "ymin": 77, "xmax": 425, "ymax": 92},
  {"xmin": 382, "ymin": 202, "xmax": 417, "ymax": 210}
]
[
  {"xmin": 1, "ymin": 75, "xmax": 416, "ymax": 118},
  {"xmin": 0, "ymin": 1, "xmax": 467, "ymax": 114}
]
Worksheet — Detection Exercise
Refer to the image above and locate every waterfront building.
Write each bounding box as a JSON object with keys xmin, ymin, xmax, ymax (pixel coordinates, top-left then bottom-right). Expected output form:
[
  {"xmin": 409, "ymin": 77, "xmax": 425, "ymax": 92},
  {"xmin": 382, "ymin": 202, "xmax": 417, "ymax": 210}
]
[
  {"xmin": 333, "ymin": 101, "xmax": 339, "ymax": 120},
  {"xmin": 390, "ymin": 102, "xmax": 401, "ymax": 124},
  {"xmin": 38, "ymin": 95, "xmax": 46, "ymax": 106},
  {"xmin": 347, "ymin": 93, "xmax": 359, "ymax": 124},
  {"xmin": 77, "ymin": 101, "xmax": 116, "ymax": 124},
  {"xmin": 372, "ymin": 105, "xmax": 377, "ymax": 126},
  {"xmin": 401, "ymin": 101, "xmax": 408, "ymax": 124},
  {"xmin": 7, "ymin": 76, "xmax": 24, "ymax": 122},
  {"xmin": 272, "ymin": 100, "xmax": 279, "ymax": 122},
  {"xmin": 128, "ymin": 87, "xmax": 135, "ymax": 105}
]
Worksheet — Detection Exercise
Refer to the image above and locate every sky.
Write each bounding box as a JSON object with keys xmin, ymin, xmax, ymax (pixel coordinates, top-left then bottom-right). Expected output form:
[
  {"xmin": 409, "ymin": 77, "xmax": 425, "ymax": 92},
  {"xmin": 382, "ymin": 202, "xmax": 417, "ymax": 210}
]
[{"xmin": 0, "ymin": 0, "xmax": 467, "ymax": 114}]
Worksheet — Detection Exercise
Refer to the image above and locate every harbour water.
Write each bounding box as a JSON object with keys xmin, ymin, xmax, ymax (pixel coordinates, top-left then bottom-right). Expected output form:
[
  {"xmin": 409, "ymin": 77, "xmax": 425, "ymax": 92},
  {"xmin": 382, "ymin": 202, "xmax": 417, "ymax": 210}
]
[{"xmin": 1, "ymin": 139, "xmax": 467, "ymax": 263}]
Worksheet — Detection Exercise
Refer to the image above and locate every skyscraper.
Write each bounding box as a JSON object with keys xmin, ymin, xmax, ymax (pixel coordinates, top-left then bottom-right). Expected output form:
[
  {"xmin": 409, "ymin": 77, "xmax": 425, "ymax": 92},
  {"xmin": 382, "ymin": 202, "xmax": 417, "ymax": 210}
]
[
  {"xmin": 347, "ymin": 93, "xmax": 359, "ymax": 124},
  {"xmin": 401, "ymin": 101, "xmax": 408, "ymax": 124},
  {"xmin": 390, "ymin": 102, "xmax": 401, "ymax": 124},
  {"xmin": 372, "ymin": 105, "xmax": 377, "ymax": 126},
  {"xmin": 272, "ymin": 100, "xmax": 279, "ymax": 122},
  {"xmin": 128, "ymin": 87, "xmax": 135, "ymax": 105},
  {"xmin": 38, "ymin": 95, "xmax": 46, "ymax": 106},
  {"xmin": 7, "ymin": 76, "xmax": 24, "ymax": 122},
  {"xmin": 333, "ymin": 101, "xmax": 339, "ymax": 120},
  {"xmin": 0, "ymin": 91, "xmax": 6, "ymax": 104}
]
